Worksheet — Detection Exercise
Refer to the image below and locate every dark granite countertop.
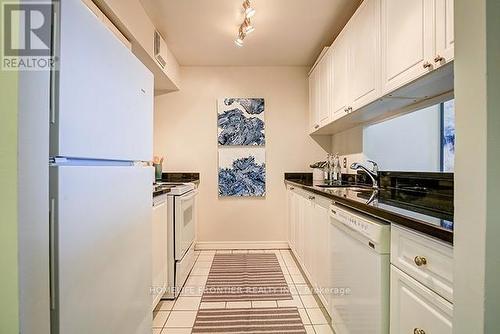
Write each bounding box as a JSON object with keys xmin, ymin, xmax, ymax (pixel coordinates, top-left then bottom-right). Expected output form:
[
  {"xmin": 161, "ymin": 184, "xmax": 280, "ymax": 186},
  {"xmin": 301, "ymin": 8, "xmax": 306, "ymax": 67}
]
[
  {"xmin": 160, "ymin": 172, "xmax": 200, "ymax": 185},
  {"xmin": 154, "ymin": 172, "xmax": 200, "ymax": 198},
  {"xmin": 285, "ymin": 173, "xmax": 454, "ymax": 244}
]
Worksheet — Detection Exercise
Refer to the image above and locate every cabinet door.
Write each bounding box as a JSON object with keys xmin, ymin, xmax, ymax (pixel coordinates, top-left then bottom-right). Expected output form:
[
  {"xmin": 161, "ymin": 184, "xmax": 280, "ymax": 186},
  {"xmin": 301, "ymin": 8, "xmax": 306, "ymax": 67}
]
[
  {"xmin": 152, "ymin": 199, "xmax": 168, "ymax": 308},
  {"xmin": 435, "ymin": 0, "xmax": 454, "ymax": 65},
  {"xmin": 286, "ymin": 189, "xmax": 292, "ymax": 247},
  {"xmin": 308, "ymin": 72, "xmax": 316, "ymax": 132},
  {"xmin": 292, "ymin": 191, "xmax": 300, "ymax": 256},
  {"xmin": 331, "ymin": 29, "xmax": 350, "ymax": 121},
  {"xmin": 309, "ymin": 68, "xmax": 322, "ymax": 132},
  {"xmin": 349, "ymin": 0, "xmax": 381, "ymax": 110},
  {"xmin": 391, "ymin": 225, "xmax": 454, "ymax": 302},
  {"xmin": 314, "ymin": 202, "xmax": 330, "ymax": 310},
  {"xmin": 295, "ymin": 193, "xmax": 306, "ymax": 265},
  {"xmin": 319, "ymin": 52, "xmax": 333, "ymax": 127},
  {"xmin": 302, "ymin": 197, "xmax": 315, "ymax": 280},
  {"xmin": 381, "ymin": 0, "xmax": 434, "ymax": 94},
  {"xmin": 287, "ymin": 188, "xmax": 297, "ymax": 251},
  {"xmin": 391, "ymin": 266, "xmax": 453, "ymax": 334}
]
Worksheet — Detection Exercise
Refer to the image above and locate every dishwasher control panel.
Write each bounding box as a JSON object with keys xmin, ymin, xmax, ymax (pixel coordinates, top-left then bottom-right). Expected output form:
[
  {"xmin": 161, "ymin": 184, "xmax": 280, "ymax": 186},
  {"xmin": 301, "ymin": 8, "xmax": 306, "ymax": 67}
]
[{"xmin": 330, "ymin": 204, "xmax": 391, "ymax": 247}]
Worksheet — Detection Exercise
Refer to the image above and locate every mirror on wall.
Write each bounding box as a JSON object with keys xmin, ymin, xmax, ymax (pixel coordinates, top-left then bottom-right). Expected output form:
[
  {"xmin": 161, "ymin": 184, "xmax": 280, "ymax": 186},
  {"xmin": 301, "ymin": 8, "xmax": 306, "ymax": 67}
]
[{"xmin": 363, "ymin": 99, "xmax": 455, "ymax": 172}]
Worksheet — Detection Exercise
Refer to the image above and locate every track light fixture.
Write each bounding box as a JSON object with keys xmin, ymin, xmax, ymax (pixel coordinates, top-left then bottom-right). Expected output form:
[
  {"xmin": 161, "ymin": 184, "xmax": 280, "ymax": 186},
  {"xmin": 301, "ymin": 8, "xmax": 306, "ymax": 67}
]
[
  {"xmin": 243, "ymin": 0, "xmax": 256, "ymax": 18},
  {"xmin": 234, "ymin": 0, "xmax": 256, "ymax": 47}
]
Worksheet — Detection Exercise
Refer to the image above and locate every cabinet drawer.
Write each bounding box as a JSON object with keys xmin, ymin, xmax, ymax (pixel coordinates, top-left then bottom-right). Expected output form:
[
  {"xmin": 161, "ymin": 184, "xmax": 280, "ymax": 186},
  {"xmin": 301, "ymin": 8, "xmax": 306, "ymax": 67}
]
[
  {"xmin": 391, "ymin": 225, "xmax": 453, "ymax": 302},
  {"xmin": 391, "ymin": 266, "xmax": 453, "ymax": 334}
]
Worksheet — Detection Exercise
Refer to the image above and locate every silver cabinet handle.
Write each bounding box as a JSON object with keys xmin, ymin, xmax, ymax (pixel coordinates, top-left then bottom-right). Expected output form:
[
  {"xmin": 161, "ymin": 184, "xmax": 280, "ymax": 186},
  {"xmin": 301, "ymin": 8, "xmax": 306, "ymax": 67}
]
[
  {"xmin": 348, "ymin": 106, "xmax": 353, "ymax": 112},
  {"xmin": 344, "ymin": 108, "xmax": 349, "ymax": 113},
  {"xmin": 434, "ymin": 55, "xmax": 444, "ymax": 63},
  {"xmin": 414, "ymin": 329, "xmax": 426, "ymax": 334},
  {"xmin": 308, "ymin": 196, "xmax": 315, "ymax": 200},
  {"xmin": 423, "ymin": 61, "xmax": 432, "ymax": 69},
  {"xmin": 290, "ymin": 187, "xmax": 295, "ymax": 190},
  {"xmin": 314, "ymin": 124, "xmax": 319, "ymax": 129},
  {"xmin": 414, "ymin": 256, "xmax": 428, "ymax": 267}
]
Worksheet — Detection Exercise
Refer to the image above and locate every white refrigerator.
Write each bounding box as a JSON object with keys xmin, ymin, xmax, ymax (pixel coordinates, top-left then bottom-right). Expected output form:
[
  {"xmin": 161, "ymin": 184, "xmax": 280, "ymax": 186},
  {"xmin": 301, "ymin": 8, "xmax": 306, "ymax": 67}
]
[{"xmin": 49, "ymin": 1, "xmax": 154, "ymax": 333}]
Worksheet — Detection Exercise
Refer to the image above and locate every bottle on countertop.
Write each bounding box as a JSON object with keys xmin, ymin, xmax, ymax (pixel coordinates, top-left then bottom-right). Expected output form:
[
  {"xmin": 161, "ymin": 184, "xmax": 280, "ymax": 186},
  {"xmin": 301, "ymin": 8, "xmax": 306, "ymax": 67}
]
[
  {"xmin": 332, "ymin": 153, "xmax": 342, "ymax": 185},
  {"xmin": 325, "ymin": 153, "xmax": 332, "ymax": 181}
]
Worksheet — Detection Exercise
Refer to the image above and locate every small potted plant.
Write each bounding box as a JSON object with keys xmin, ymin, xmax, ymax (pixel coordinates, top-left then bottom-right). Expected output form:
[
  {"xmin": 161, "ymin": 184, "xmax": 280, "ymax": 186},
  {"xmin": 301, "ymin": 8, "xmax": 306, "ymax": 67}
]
[{"xmin": 153, "ymin": 156, "xmax": 164, "ymax": 181}]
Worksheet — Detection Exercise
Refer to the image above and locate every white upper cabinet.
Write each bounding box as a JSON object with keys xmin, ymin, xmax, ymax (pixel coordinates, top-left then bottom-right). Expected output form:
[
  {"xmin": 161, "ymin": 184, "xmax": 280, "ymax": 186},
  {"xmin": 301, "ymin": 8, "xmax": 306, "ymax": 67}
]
[
  {"xmin": 319, "ymin": 52, "xmax": 333, "ymax": 127},
  {"xmin": 331, "ymin": 29, "xmax": 350, "ymax": 121},
  {"xmin": 309, "ymin": 0, "xmax": 454, "ymax": 134},
  {"xmin": 435, "ymin": 0, "xmax": 454, "ymax": 65},
  {"xmin": 309, "ymin": 66, "xmax": 321, "ymax": 132},
  {"xmin": 309, "ymin": 49, "xmax": 332, "ymax": 133},
  {"xmin": 349, "ymin": 0, "xmax": 381, "ymax": 110},
  {"xmin": 381, "ymin": 0, "xmax": 434, "ymax": 94}
]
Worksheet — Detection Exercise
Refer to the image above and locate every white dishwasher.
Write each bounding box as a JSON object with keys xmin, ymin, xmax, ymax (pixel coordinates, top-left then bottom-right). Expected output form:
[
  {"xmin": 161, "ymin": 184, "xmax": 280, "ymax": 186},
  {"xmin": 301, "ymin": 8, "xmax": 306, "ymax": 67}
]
[{"xmin": 329, "ymin": 203, "xmax": 391, "ymax": 334}]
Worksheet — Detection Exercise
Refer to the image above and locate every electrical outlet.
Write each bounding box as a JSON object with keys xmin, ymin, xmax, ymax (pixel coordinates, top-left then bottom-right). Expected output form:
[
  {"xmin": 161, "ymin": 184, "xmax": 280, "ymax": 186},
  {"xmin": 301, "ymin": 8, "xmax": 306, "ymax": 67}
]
[{"xmin": 343, "ymin": 157, "xmax": 347, "ymax": 169}]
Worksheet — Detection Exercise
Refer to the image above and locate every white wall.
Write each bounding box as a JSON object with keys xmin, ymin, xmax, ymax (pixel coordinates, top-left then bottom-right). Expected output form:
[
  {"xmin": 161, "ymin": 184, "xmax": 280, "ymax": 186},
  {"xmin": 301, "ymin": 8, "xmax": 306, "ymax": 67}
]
[
  {"xmin": 363, "ymin": 105, "xmax": 441, "ymax": 172},
  {"xmin": 96, "ymin": 0, "xmax": 181, "ymax": 89},
  {"xmin": 330, "ymin": 126, "xmax": 365, "ymax": 175},
  {"xmin": 154, "ymin": 67, "xmax": 327, "ymax": 244},
  {"xmin": 454, "ymin": 0, "xmax": 500, "ymax": 332}
]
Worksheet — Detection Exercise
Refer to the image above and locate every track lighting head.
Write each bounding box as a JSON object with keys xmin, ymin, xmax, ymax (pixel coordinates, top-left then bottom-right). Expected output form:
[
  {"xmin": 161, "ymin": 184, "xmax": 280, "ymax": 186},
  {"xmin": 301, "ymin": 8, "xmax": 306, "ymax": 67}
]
[
  {"xmin": 243, "ymin": 0, "xmax": 256, "ymax": 18},
  {"xmin": 235, "ymin": 38, "xmax": 244, "ymax": 47},
  {"xmin": 235, "ymin": 29, "xmax": 246, "ymax": 47},
  {"xmin": 234, "ymin": 0, "xmax": 256, "ymax": 46},
  {"xmin": 243, "ymin": 18, "xmax": 255, "ymax": 34}
]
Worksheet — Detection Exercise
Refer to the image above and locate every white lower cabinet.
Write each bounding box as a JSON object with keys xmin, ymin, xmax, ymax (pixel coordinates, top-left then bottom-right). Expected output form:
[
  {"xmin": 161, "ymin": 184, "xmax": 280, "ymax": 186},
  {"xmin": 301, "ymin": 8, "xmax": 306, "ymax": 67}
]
[
  {"xmin": 312, "ymin": 196, "xmax": 330, "ymax": 309},
  {"xmin": 390, "ymin": 266, "xmax": 453, "ymax": 334},
  {"xmin": 152, "ymin": 195, "xmax": 168, "ymax": 310},
  {"xmin": 391, "ymin": 225, "xmax": 454, "ymax": 302},
  {"xmin": 286, "ymin": 186, "xmax": 331, "ymax": 312},
  {"xmin": 286, "ymin": 186, "xmax": 296, "ymax": 250},
  {"xmin": 390, "ymin": 225, "xmax": 454, "ymax": 333}
]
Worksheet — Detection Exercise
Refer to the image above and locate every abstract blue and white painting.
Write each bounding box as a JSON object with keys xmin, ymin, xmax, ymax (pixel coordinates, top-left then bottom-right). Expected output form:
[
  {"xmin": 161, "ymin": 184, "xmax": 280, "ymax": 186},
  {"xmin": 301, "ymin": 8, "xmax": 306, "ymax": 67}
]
[
  {"xmin": 218, "ymin": 147, "xmax": 266, "ymax": 197},
  {"xmin": 442, "ymin": 100, "xmax": 455, "ymax": 172},
  {"xmin": 218, "ymin": 98, "xmax": 265, "ymax": 146}
]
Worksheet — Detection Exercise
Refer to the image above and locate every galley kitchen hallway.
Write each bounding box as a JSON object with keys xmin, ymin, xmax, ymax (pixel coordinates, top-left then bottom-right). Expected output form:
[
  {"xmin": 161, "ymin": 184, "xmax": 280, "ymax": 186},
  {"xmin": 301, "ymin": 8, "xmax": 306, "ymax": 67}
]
[{"xmin": 152, "ymin": 250, "xmax": 334, "ymax": 334}]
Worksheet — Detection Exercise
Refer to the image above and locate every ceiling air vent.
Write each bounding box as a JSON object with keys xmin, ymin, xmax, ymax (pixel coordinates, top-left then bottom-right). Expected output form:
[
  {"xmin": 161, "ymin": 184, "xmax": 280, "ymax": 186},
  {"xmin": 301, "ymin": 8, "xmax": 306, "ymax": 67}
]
[{"xmin": 154, "ymin": 30, "xmax": 167, "ymax": 69}]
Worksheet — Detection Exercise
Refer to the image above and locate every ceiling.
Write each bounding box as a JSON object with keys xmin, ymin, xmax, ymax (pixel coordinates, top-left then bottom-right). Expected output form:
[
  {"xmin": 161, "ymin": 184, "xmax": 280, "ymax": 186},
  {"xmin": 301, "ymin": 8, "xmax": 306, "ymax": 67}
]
[{"xmin": 139, "ymin": 0, "xmax": 362, "ymax": 66}]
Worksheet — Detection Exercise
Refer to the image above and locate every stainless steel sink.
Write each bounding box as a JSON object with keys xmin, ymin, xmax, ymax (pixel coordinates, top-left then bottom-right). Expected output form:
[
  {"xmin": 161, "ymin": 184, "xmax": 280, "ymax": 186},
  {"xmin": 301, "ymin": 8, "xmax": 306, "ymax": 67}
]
[
  {"xmin": 316, "ymin": 184, "xmax": 352, "ymax": 188},
  {"xmin": 345, "ymin": 187, "xmax": 374, "ymax": 192},
  {"xmin": 316, "ymin": 184, "xmax": 374, "ymax": 192}
]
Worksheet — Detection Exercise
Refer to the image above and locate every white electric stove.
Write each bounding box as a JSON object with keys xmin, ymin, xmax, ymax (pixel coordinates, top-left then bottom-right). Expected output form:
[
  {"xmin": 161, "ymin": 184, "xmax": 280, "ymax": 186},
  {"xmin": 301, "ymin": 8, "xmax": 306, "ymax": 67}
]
[{"xmin": 155, "ymin": 182, "xmax": 198, "ymax": 299}]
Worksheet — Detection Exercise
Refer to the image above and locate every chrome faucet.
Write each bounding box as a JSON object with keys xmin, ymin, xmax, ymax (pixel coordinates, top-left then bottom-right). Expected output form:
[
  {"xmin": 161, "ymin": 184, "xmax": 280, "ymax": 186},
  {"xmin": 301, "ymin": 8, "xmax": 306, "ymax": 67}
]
[{"xmin": 350, "ymin": 160, "xmax": 379, "ymax": 189}]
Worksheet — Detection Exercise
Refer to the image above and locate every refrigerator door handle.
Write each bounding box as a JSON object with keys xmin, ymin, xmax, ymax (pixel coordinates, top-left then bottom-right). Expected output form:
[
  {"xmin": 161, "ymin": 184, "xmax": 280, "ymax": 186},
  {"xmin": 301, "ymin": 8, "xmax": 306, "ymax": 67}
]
[
  {"xmin": 50, "ymin": 2, "xmax": 59, "ymax": 125},
  {"xmin": 49, "ymin": 198, "xmax": 56, "ymax": 310}
]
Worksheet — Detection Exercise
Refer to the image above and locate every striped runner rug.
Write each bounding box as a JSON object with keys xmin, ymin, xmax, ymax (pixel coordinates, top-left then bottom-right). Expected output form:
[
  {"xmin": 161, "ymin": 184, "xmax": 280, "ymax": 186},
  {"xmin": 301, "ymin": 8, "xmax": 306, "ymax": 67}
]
[
  {"xmin": 202, "ymin": 253, "xmax": 292, "ymax": 302},
  {"xmin": 192, "ymin": 307, "xmax": 307, "ymax": 334}
]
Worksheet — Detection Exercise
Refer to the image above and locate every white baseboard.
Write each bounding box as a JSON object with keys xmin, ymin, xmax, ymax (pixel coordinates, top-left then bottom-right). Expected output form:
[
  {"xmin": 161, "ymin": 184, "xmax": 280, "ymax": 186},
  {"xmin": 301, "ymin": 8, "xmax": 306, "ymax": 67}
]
[{"xmin": 195, "ymin": 241, "xmax": 290, "ymax": 250}]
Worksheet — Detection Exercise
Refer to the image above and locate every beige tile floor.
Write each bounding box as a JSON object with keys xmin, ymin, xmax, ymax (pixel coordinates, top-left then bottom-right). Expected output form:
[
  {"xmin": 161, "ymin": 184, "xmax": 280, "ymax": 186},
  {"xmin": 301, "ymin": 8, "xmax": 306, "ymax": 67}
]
[{"xmin": 152, "ymin": 249, "xmax": 334, "ymax": 334}]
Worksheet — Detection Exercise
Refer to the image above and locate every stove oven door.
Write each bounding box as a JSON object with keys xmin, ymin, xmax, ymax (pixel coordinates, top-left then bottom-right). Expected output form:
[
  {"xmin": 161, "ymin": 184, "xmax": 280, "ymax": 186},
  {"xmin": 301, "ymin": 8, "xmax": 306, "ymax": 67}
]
[{"xmin": 174, "ymin": 189, "xmax": 198, "ymax": 260}]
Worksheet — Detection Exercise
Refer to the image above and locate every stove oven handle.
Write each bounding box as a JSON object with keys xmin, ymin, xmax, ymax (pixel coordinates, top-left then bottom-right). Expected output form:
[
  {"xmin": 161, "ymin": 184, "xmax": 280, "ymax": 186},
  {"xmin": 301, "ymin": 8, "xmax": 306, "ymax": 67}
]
[{"xmin": 179, "ymin": 189, "xmax": 199, "ymax": 202}]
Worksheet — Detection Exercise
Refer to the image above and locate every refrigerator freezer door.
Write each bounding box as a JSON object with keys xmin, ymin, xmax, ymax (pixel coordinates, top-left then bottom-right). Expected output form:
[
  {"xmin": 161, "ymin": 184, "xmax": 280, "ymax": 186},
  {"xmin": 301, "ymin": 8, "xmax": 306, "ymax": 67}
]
[
  {"xmin": 50, "ymin": 165, "xmax": 153, "ymax": 334},
  {"xmin": 51, "ymin": 0, "xmax": 153, "ymax": 161}
]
